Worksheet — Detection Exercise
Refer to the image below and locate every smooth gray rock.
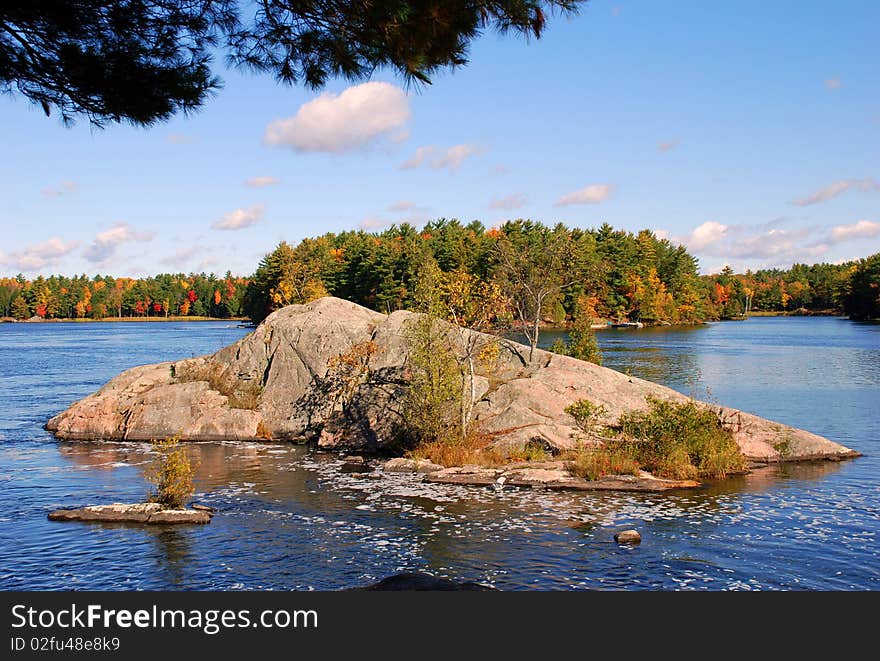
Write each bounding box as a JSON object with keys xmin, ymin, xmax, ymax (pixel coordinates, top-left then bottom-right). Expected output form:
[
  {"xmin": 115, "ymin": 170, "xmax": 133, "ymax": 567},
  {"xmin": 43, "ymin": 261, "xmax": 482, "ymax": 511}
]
[
  {"xmin": 382, "ymin": 457, "xmax": 444, "ymax": 473},
  {"xmin": 48, "ymin": 503, "xmax": 211, "ymax": 524},
  {"xmin": 46, "ymin": 297, "xmax": 860, "ymax": 463}
]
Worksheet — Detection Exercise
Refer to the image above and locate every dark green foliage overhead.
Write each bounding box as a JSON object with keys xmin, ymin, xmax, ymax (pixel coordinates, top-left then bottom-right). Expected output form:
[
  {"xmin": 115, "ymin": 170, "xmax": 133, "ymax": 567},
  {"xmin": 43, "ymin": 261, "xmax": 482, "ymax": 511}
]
[
  {"xmin": 0, "ymin": 1, "xmax": 234, "ymax": 125},
  {"xmin": 0, "ymin": 0, "xmax": 583, "ymax": 125}
]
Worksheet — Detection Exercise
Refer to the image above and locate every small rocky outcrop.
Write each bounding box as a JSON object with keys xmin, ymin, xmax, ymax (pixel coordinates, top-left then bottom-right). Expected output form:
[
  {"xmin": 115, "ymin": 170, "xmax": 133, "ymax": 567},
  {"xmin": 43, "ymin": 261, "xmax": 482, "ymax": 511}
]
[
  {"xmin": 46, "ymin": 297, "xmax": 860, "ymax": 464},
  {"xmin": 420, "ymin": 462, "xmax": 700, "ymax": 492},
  {"xmin": 614, "ymin": 530, "xmax": 642, "ymax": 544},
  {"xmin": 382, "ymin": 458, "xmax": 445, "ymax": 473},
  {"xmin": 48, "ymin": 503, "xmax": 212, "ymax": 524}
]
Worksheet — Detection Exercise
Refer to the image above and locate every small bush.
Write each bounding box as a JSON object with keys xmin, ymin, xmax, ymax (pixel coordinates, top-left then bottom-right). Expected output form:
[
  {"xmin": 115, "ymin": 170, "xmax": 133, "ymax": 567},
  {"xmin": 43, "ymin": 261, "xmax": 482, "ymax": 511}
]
[
  {"xmin": 773, "ymin": 436, "xmax": 792, "ymax": 459},
  {"xmin": 147, "ymin": 437, "xmax": 196, "ymax": 509},
  {"xmin": 563, "ymin": 396, "xmax": 747, "ymax": 481},
  {"xmin": 617, "ymin": 396, "xmax": 748, "ymax": 479},
  {"xmin": 565, "ymin": 399, "xmax": 608, "ymax": 436},
  {"xmin": 402, "ymin": 315, "xmax": 463, "ymax": 446}
]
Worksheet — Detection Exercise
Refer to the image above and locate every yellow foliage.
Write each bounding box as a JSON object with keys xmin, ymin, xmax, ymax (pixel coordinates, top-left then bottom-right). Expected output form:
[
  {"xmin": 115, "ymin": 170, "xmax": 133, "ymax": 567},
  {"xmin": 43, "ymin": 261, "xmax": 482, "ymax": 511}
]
[{"xmin": 147, "ymin": 437, "xmax": 197, "ymax": 509}]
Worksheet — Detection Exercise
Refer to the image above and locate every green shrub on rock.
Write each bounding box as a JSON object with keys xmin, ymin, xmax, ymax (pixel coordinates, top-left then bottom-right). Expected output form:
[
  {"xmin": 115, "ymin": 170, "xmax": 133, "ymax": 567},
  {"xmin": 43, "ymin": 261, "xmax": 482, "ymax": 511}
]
[
  {"xmin": 617, "ymin": 397, "xmax": 747, "ymax": 479},
  {"xmin": 147, "ymin": 437, "xmax": 196, "ymax": 509},
  {"xmin": 564, "ymin": 396, "xmax": 747, "ymax": 481}
]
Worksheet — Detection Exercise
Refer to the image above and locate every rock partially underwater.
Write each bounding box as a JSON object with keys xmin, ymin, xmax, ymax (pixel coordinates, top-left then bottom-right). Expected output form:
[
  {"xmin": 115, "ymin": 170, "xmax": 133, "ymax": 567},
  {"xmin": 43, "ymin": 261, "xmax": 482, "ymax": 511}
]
[
  {"xmin": 48, "ymin": 503, "xmax": 213, "ymax": 525},
  {"xmin": 47, "ymin": 297, "xmax": 859, "ymax": 464}
]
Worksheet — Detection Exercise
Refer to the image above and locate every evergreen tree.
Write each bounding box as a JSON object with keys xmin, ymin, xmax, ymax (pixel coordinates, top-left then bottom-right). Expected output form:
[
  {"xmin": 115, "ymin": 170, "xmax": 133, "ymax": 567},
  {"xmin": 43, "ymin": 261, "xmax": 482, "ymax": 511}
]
[{"xmin": 1, "ymin": 1, "xmax": 582, "ymax": 126}]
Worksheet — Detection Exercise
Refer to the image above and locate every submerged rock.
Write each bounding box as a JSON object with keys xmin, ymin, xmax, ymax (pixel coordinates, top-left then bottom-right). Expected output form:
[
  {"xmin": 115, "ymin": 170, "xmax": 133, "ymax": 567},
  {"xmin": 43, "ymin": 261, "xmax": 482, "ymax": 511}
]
[
  {"xmin": 47, "ymin": 503, "xmax": 212, "ymax": 524},
  {"xmin": 46, "ymin": 297, "xmax": 859, "ymax": 463},
  {"xmin": 355, "ymin": 572, "xmax": 495, "ymax": 591}
]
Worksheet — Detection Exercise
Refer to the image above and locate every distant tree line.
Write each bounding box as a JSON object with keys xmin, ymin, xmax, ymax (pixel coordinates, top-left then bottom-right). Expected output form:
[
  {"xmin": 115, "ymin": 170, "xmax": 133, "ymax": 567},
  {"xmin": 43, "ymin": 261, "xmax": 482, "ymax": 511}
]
[
  {"xmin": 0, "ymin": 272, "xmax": 247, "ymax": 320},
  {"xmin": 244, "ymin": 219, "xmax": 707, "ymax": 328},
  {"xmin": 243, "ymin": 219, "xmax": 880, "ymax": 327},
  {"xmin": 4, "ymin": 222, "xmax": 876, "ymax": 324},
  {"xmin": 704, "ymin": 255, "xmax": 880, "ymax": 321}
]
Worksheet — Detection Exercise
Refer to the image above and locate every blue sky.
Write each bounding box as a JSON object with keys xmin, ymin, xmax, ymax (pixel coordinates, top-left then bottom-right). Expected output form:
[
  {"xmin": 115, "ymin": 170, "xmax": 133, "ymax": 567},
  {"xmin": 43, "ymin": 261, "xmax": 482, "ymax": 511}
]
[{"xmin": 1, "ymin": 1, "xmax": 878, "ymax": 277}]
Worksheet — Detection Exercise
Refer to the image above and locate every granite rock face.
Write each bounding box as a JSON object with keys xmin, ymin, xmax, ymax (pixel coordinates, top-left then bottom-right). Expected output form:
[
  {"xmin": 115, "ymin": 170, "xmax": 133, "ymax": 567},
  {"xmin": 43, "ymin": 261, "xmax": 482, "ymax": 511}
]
[{"xmin": 46, "ymin": 297, "xmax": 859, "ymax": 463}]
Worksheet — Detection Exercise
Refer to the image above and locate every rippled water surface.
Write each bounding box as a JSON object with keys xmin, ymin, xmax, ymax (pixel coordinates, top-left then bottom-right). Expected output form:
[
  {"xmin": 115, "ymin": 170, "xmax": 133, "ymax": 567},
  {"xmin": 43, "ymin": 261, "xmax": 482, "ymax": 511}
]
[{"xmin": 1, "ymin": 317, "xmax": 878, "ymax": 590}]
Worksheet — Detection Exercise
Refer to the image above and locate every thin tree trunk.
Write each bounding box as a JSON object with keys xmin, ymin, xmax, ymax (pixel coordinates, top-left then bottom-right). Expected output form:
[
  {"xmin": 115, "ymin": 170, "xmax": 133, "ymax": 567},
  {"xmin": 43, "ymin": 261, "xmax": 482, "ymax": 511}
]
[
  {"xmin": 530, "ymin": 298, "xmax": 542, "ymax": 362},
  {"xmin": 464, "ymin": 354, "xmax": 476, "ymax": 434}
]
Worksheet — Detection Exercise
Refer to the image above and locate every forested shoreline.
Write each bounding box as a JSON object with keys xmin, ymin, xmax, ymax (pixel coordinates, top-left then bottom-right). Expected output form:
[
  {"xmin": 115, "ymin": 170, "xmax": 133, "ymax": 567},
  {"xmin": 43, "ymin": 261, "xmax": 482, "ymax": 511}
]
[
  {"xmin": 0, "ymin": 272, "xmax": 248, "ymax": 321},
  {"xmin": 2, "ymin": 221, "xmax": 878, "ymax": 324}
]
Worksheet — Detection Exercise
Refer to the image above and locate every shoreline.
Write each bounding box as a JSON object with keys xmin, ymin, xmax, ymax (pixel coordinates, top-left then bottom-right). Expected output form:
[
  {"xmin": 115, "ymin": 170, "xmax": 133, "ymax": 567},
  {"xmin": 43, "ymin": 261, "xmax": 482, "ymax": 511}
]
[
  {"xmin": 2, "ymin": 311, "xmax": 858, "ymax": 329},
  {"xmin": 2, "ymin": 316, "xmax": 250, "ymax": 324}
]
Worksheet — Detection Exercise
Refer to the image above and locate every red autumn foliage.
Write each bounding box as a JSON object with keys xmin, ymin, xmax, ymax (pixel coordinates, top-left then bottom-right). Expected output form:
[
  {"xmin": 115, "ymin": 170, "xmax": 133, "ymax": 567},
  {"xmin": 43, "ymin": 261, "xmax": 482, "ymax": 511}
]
[{"xmin": 225, "ymin": 280, "xmax": 236, "ymax": 300}]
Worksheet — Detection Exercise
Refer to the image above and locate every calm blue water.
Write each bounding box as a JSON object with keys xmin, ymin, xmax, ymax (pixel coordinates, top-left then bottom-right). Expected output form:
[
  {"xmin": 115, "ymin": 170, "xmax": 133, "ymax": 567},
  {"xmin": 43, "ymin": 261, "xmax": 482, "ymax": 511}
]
[{"xmin": 0, "ymin": 317, "xmax": 878, "ymax": 590}]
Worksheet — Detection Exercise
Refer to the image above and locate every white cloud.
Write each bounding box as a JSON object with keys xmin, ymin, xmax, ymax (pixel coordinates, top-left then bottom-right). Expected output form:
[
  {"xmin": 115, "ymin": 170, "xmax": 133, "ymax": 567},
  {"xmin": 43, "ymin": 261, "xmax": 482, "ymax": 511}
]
[
  {"xmin": 658, "ymin": 139, "xmax": 679, "ymax": 153},
  {"xmin": 726, "ymin": 228, "xmax": 813, "ymax": 260},
  {"xmin": 160, "ymin": 245, "xmax": 201, "ymax": 268},
  {"xmin": 677, "ymin": 221, "xmax": 844, "ymax": 267},
  {"xmin": 825, "ymin": 77, "xmax": 842, "ymax": 90},
  {"xmin": 792, "ymin": 177, "xmax": 879, "ymax": 206},
  {"xmin": 264, "ymin": 82, "xmax": 411, "ymax": 153},
  {"xmin": 435, "ymin": 144, "xmax": 483, "ymax": 171},
  {"xmin": 805, "ymin": 243, "xmax": 830, "ymax": 258},
  {"xmin": 359, "ymin": 216, "xmax": 394, "ymax": 231},
  {"xmin": 399, "ymin": 144, "xmax": 484, "ymax": 172},
  {"xmin": 704, "ymin": 262, "xmax": 731, "ymax": 276},
  {"xmin": 830, "ymin": 219, "xmax": 880, "ymax": 242},
  {"xmin": 399, "ymin": 146, "xmax": 433, "ymax": 170},
  {"xmin": 390, "ymin": 128, "xmax": 411, "ymax": 144},
  {"xmin": 166, "ymin": 133, "xmax": 196, "ymax": 144},
  {"xmin": 388, "ymin": 201, "xmax": 417, "ymax": 213},
  {"xmin": 490, "ymin": 192, "xmax": 528, "ymax": 210},
  {"xmin": 654, "ymin": 229, "xmax": 669, "ymax": 241},
  {"xmin": 83, "ymin": 223, "xmax": 154, "ymax": 263},
  {"xmin": 42, "ymin": 180, "xmax": 77, "ymax": 197},
  {"xmin": 1, "ymin": 237, "xmax": 78, "ymax": 271},
  {"xmin": 245, "ymin": 176, "xmax": 280, "ymax": 188},
  {"xmin": 682, "ymin": 221, "xmax": 729, "ymax": 251},
  {"xmin": 554, "ymin": 184, "xmax": 613, "ymax": 207},
  {"xmin": 213, "ymin": 204, "xmax": 265, "ymax": 231}
]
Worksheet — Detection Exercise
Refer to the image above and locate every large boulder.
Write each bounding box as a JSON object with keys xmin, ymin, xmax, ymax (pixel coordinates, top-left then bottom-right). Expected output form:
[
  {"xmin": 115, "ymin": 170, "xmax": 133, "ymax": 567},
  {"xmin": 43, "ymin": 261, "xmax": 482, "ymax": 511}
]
[{"xmin": 47, "ymin": 297, "xmax": 859, "ymax": 463}]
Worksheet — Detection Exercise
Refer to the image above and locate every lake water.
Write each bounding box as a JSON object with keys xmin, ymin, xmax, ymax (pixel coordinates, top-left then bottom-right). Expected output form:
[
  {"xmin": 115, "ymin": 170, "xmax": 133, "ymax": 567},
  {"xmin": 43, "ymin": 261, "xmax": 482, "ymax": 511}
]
[{"xmin": 0, "ymin": 317, "xmax": 877, "ymax": 590}]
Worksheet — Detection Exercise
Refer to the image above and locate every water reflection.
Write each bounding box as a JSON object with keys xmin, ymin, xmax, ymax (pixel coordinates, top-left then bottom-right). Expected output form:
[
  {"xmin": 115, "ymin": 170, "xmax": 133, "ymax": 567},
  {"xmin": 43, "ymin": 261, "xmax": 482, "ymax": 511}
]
[{"xmin": 149, "ymin": 527, "xmax": 194, "ymax": 588}]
